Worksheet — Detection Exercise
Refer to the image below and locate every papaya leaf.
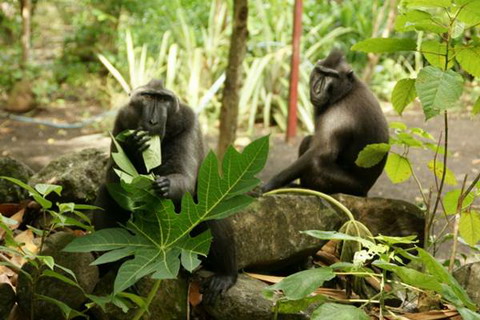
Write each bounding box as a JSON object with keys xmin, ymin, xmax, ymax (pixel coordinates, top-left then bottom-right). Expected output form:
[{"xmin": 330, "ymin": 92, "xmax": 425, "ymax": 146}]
[
  {"xmin": 459, "ymin": 210, "xmax": 480, "ymax": 246},
  {"xmin": 351, "ymin": 38, "xmax": 416, "ymax": 53},
  {"xmin": 109, "ymin": 132, "xmax": 138, "ymax": 178},
  {"xmin": 143, "ymin": 135, "xmax": 162, "ymax": 173},
  {"xmin": 311, "ymin": 303, "xmax": 370, "ymax": 320},
  {"xmin": 392, "ymin": 78, "xmax": 417, "ymax": 115},
  {"xmin": 64, "ymin": 136, "xmax": 269, "ymax": 294},
  {"xmin": 355, "ymin": 143, "xmax": 390, "ymax": 168},
  {"xmin": 415, "ymin": 67, "xmax": 463, "ymax": 120}
]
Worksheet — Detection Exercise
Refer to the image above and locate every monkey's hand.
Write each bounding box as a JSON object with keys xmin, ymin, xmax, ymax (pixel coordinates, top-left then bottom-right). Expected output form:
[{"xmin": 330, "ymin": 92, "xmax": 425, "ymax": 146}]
[
  {"xmin": 200, "ymin": 274, "xmax": 237, "ymax": 305},
  {"xmin": 260, "ymin": 180, "xmax": 278, "ymax": 194},
  {"xmin": 153, "ymin": 175, "xmax": 170, "ymax": 197},
  {"xmin": 124, "ymin": 129, "xmax": 151, "ymax": 154}
]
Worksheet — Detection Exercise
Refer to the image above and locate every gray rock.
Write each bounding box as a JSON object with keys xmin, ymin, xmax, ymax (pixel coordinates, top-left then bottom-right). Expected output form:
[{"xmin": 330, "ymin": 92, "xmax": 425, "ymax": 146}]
[
  {"xmin": 29, "ymin": 148, "xmax": 108, "ymax": 204},
  {"xmin": 202, "ymin": 274, "xmax": 306, "ymax": 320},
  {"xmin": 16, "ymin": 232, "xmax": 99, "ymax": 320},
  {"xmin": 91, "ymin": 271, "xmax": 188, "ymax": 320},
  {"xmin": 230, "ymin": 194, "xmax": 425, "ymax": 270},
  {"xmin": 230, "ymin": 194, "xmax": 344, "ymax": 270},
  {"xmin": 334, "ymin": 194, "xmax": 425, "ymax": 245},
  {"xmin": 0, "ymin": 156, "xmax": 34, "ymax": 203},
  {"xmin": 454, "ymin": 262, "xmax": 480, "ymax": 307},
  {"xmin": 0, "ymin": 283, "xmax": 15, "ymax": 319}
]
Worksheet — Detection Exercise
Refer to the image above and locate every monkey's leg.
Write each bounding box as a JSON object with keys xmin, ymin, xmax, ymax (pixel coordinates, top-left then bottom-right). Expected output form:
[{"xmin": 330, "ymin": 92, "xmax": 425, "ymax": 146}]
[
  {"xmin": 200, "ymin": 219, "xmax": 238, "ymax": 304},
  {"xmin": 262, "ymin": 149, "xmax": 315, "ymax": 192}
]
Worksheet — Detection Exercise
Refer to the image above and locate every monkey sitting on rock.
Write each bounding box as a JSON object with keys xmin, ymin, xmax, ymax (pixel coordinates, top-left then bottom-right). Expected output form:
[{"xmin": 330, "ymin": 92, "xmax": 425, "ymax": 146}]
[
  {"xmin": 263, "ymin": 49, "xmax": 389, "ymax": 196},
  {"xmin": 93, "ymin": 79, "xmax": 237, "ymax": 303}
]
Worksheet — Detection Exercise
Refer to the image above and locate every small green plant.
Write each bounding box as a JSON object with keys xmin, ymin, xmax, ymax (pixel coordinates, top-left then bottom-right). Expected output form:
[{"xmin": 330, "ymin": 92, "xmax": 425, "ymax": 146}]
[
  {"xmin": 264, "ymin": 231, "xmax": 478, "ymax": 319},
  {"xmin": 0, "ymin": 177, "xmax": 96, "ymax": 319},
  {"xmin": 352, "ymin": 0, "xmax": 480, "ymax": 259},
  {"xmin": 64, "ymin": 133, "xmax": 269, "ymax": 318}
]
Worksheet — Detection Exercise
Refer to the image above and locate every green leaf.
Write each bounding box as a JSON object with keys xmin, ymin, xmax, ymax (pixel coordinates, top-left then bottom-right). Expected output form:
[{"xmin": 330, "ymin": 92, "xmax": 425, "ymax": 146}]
[
  {"xmin": 392, "ymin": 79, "xmax": 417, "ymax": 115},
  {"xmin": 355, "ymin": 143, "xmax": 390, "ymax": 168},
  {"xmin": 459, "ymin": 210, "xmax": 480, "ymax": 246},
  {"xmin": 427, "ymin": 160, "xmax": 457, "ymax": 185},
  {"xmin": 35, "ymin": 184, "xmax": 63, "ymax": 197},
  {"xmin": 421, "ymin": 41, "xmax": 454, "ymax": 69},
  {"xmin": 395, "ymin": 10, "xmax": 448, "ymax": 33},
  {"xmin": 458, "ymin": 307, "xmax": 480, "ymax": 320},
  {"xmin": 37, "ymin": 294, "xmax": 86, "ymax": 319},
  {"xmin": 385, "ymin": 153, "xmax": 412, "ymax": 183},
  {"xmin": 302, "ymin": 230, "xmax": 374, "ymax": 247},
  {"xmin": 473, "ymin": 96, "xmax": 480, "ymax": 115},
  {"xmin": 66, "ymin": 136, "xmax": 269, "ymax": 294},
  {"xmin": 267, "ymin": 267, "xmax": 335, "ymax": 300},
  {"xmin": 143, "ymin": 135, "xmax": 162, "ymax": 173},
  {"xmin": 401, "ymin": 0, "xmax": 451, "ymax": 7},
  {"xmin": 373, "ymin": 260, "xmax": 443, "ymax": 292},
  {"xmin": 42, "ymin": 269, "xmax": 83, "ymax": 291},
  {"xmin": 110, "ymin": 132, "xmax": 139, "ymax": 177},
  {"xmin": 351, "ymin": 38, "xmax": 417, "ymax": 53},
  {"xmin": 416, "ymin": 248, "xmax": 476, "ymax": 309},
  {"xmin": 311, "ymin": 303, "xmax": 370, "ymax": 320},
  {"xmin": 415, "ymin": 67, "xmax": 464, "ymax": 120},
  {"xmin": 411, "ymin": 127, "xmax": 435, "ymax": 140},
  {"xmin": 397, "ymin": 132, "xmax": 424, "ymax": 147},
  {"xmin": 456, "ymin": 46, "xmax": 480, "ymax": 77},
  {"xmin": 276, "ymin": 295, "xmax": 327, "ymax": 314},
  {"xmin": 91, "ymin": 247, "xmax": 135, "ymax": 265},
  {"xmin": 443, "ymin": 189, "xmax": 475, "ymax": 215},
  {"xmin": 374, "ymin": 234, "xmax": 418, "ymax": 245},
  {"xmin": 389, "ymin": 121, "xmax": 408, "ymax": 130},
  {"xmin": 457, "ymin": 0, "xmax": 480, "ymax": 25},
  {"xmin": 0, "ymin": 176, "xmax": 52, "ymax": 209}
]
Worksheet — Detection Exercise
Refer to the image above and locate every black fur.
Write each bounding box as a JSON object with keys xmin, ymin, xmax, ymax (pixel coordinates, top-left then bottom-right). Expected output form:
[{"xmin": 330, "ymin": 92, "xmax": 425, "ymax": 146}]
[
  {"xmin": 263, "ymin": 50, "xmax": 389, "ymax": 196},
  {"xmin": 93, "ymin": 79, "xmax": 237, "ymax": 303}
]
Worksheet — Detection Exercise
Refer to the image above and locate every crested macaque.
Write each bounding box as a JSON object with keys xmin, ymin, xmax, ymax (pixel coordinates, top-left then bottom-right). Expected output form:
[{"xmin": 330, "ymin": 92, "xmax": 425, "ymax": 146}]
[
  {"xmin": 93, "ymin": 79, "xmax": 237, "ymax": 303},
  {"xmin": 263, "ymin": 50, "xmax": 389, "ymax": 196}
]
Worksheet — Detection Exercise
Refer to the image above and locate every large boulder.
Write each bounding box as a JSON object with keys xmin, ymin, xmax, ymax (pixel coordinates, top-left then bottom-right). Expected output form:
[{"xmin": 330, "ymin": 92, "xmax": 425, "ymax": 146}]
[
  {"xmin": 16, "ymin": 232, "xmax": 99, "ymax": 320},
  {"xmin": 5, "ymin": 79, "xmax": 36, "ymax": 113},
  {"xmin": 230, "ymin": 194, "xmax": 425, "ymax": 270},
  {"xmin": 29, "ymin": 148, "xmax": 108, "ymax": 204},
  {"xmin": 0, "ymin": 156, "xmax": 34, "ymax": 203},
  {"xmin": 91, "ymin": 271, "xmax": 188, "ymax": 320},
  {"xmin": 453, "ymin": 262, "xmax": 480, "ymax": 307}
]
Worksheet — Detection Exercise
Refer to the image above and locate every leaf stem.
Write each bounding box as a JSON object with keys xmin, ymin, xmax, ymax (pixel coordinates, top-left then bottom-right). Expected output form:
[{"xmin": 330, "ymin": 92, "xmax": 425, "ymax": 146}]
[
  {"xmin": 132, "ymin": 279, "xmax": 162, "ymax": 320},
  {"xmin": 265, "ymin": 188, "xmax": 356, "ymax": 221}
]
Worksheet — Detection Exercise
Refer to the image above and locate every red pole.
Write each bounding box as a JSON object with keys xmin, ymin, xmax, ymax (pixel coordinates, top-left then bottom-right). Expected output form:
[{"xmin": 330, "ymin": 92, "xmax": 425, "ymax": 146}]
[{"xmin": 286, "ymin": 0, "xmax": 303, "ymax": 142}]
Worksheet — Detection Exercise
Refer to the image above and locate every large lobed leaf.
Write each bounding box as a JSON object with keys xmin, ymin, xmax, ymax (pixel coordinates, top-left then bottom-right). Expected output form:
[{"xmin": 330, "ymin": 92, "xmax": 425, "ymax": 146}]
[
  {"xmin": 65, "ymin": 136, "xmax": 269, "ymax": 293},
  {"xmin": 415, "ymin": 66, "xmax": 463, "ymax": 120}
]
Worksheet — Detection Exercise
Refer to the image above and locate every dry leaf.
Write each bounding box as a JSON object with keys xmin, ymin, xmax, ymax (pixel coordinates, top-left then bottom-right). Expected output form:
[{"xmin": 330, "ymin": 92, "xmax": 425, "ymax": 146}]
[
  {"xmin": 0, "ymin": 203, "xmax": 22, "ymax": 217},
  {"xmin": 14, "ymin": 229, "xmax": 38, "ymax": 255},
  {"xmin": 189, "ymin": 280, "xmax": 203, "ymax": 306}
]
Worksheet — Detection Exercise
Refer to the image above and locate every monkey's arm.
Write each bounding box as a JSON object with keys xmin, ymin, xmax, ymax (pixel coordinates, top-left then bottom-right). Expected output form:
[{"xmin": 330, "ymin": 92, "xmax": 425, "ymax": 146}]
[
  {"xmin": 153, "ymin": 129, "xmax": 202, "ymax": 201},
  {"xmin": 261, "ymin": 149, "xmax": 315, "ymax": 192}
]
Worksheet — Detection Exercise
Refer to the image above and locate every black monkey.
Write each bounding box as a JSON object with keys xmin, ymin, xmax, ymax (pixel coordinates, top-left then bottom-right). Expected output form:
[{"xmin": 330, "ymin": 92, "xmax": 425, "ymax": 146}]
[
  {"xmin": 93, "ymin": 79, "xmax": 237, "ymax": 303},
  {"xmin": 262, "ymin": 50, "xmax": 389, "ymax": 196}
]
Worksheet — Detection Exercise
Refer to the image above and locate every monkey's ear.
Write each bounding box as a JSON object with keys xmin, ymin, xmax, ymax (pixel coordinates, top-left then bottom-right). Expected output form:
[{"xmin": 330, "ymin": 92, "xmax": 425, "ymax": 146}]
[
  {"xmin": 171, "ymin": 95, "xmax": 180, "ymax": 113},
  {"xmin": 347, "ymin": 70, "xmax": 354, "ymax": 79}
]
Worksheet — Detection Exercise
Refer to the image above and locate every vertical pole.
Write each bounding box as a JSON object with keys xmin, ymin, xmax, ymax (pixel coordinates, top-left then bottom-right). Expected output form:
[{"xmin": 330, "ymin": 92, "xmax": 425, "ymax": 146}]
[{"xmin": 286, "ymin": 0, "xmax": 303, "ymax": 142}]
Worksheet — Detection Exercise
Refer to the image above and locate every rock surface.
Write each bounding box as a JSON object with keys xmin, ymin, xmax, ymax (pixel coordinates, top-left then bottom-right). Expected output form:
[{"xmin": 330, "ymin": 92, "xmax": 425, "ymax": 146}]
[
  {"xmin": 0, "ymin": 156, "xmax": 34, "ymax": 203},
  {"xmin": 29, "ymin": 148, "xmax": 108, "ymax": 204},
  {"xmin": 0, "ymin": 283, "xmax": 16, "ymax": 319},
  {"xmin": 453, "ymin": 262, "xmax": 480, "ymax": 307},
  {"xmin": 16, "ymin": 232, "xmax": 99, "ymax": 320},
  {"xmin": 5, "ymin": 79, "xmax": 36, "ymax": 113},
  {"xmin": 91, "ymin": 271, "xmax": 188, "ymax": 320},
  {"xmin": 230, "ymin": 194, "xmax": 425, "ymax": 270}
]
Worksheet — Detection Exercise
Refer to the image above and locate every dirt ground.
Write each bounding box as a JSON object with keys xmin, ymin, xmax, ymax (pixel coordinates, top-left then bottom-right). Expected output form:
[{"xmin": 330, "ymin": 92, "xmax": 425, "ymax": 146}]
[{"xmin": 1, "ymin": 104, "xmax": 479, "ymax": 205}]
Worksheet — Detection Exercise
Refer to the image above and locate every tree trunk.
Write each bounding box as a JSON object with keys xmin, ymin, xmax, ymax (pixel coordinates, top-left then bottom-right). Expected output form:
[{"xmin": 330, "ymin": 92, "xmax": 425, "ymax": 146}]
[
  {"xmin": 217, "ymin": 0, "xmax": 249, "ymax": 157},
  {"xmin": 19, "ymin": 0, "xmax": 32, "ymax": 68}
]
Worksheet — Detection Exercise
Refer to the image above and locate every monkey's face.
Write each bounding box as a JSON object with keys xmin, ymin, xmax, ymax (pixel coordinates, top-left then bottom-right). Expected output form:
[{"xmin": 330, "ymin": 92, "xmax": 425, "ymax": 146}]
[
  {"xmin": 129, "ymin": 89, "xmax": 179, "ymax": 138},
  {"xmin": 309, "ymin": 63, "xmax": 354, "ymax": 109}
]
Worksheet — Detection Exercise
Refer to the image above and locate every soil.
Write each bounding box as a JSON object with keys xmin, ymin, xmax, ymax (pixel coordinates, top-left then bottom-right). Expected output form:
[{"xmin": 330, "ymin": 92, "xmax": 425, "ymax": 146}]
[{"xmin": 1, "ymin": 104, "xmax": 479, "ymax": 205}]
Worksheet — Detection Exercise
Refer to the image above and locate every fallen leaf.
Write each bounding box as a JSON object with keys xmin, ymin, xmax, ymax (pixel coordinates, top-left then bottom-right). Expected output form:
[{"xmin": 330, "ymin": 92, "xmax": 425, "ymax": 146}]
[
  {"xmin": 14, "ymin": 229, "xmax": 38, "ymax": 255},
  {"xmin": 0, "ymin": 203, "xmax": 22, "ymax": 217},
  {"xmin": 189, "ymin": 280, "xmax": 203, "ymax": 307}
]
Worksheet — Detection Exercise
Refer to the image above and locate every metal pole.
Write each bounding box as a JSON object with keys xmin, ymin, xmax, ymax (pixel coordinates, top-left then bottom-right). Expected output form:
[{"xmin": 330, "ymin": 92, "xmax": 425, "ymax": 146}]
[{"xmin": 286, "ymin": 0, "xmax": 303, "ymax": 142}]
